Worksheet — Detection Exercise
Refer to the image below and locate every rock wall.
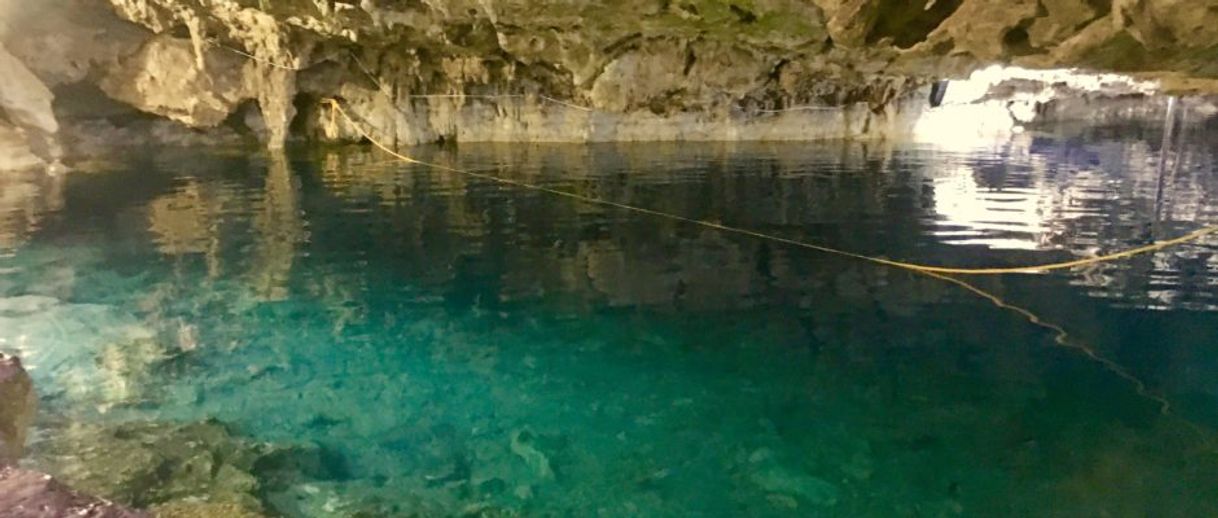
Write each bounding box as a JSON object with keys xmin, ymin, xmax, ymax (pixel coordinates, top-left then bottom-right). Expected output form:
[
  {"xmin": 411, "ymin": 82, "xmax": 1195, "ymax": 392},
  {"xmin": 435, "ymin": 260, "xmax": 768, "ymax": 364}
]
[
  {"xmin": 0, "ymin": 44, "xmax": 62, "ymax": 170},
  {"xmin": 3, "ymin": 0, "xmax": 1218, "ymax": 165}
]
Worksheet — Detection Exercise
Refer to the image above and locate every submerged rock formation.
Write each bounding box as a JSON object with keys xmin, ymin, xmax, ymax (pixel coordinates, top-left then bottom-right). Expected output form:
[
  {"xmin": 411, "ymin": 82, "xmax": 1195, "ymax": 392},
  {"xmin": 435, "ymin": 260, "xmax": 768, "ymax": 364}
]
[
  {"xmin": 0, "ymin": 354, "xmax": 147, "ymax": 517},
  {"xmin": 0, "ymin": 467, "xmax": 148, "ymax": 518},
  {"xmin": 1, "ymin": 0, "xmax": 1217, "ymax": 164},
  {"xmin": 0, "ymin": 354, "xmax": 35, "ymax": 464},
  {"xmin": 32, "ymin": 421, "xmax": 268, "ymax": 514},
  {"xmin": 0, "ymin": 350, "xmax": 345, "ymax": 516}
]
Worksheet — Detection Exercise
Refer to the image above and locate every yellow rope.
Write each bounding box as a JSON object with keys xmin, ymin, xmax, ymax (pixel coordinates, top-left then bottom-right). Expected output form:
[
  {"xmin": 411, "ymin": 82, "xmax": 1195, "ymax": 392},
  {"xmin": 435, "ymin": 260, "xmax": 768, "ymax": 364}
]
[
  {"xmin": 321, "ymin": 98, "xmax": 1218, "ymax": 277},
  {"xmin": 924, "ymin": 271, "xmax": 1172, "ymax": 414}
]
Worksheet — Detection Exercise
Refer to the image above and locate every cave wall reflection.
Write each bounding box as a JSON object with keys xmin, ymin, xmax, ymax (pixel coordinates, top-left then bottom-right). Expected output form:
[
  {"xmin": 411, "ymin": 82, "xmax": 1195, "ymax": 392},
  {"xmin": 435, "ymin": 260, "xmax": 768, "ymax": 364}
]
[
  {"xmin": 127, "ymin": 131, "xmax": 1218, "ymax": 317},
  {"xmin": 0, "ymin": 169, "xmax": 63, "ymax": 252}
]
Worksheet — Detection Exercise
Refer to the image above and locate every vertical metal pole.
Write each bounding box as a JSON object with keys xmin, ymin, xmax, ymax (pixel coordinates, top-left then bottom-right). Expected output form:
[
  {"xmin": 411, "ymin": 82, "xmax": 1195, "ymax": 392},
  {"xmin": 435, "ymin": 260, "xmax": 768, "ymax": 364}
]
[{"xmin": 1153, "ymin": 96, "xmax": 1177, "ymax": 231}]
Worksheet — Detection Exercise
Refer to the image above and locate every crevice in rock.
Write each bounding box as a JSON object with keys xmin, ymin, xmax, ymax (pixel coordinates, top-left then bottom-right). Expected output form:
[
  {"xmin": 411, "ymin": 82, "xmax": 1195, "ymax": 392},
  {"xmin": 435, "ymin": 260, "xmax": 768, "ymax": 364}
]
[
  {"xmin": 866, "ymin": 0, "xmax": 964, "ymax": 49},
  {"xmin": 51, "ymin": 82, "xmax": 136, "ymax": 121},
  {"xmin": 1084, "ymin": 0, "xmax": 1111, "ymax": 19},
  {"xmin": 222, "ymin": 99, "xmax": 263, "ymax": 140},
  {"xmin": 1003, "ymin": 24, "xmax": 1036, "ymax": 57},
  {"xmin": 602, "ymin": 32, "xmax": 644, "ymax": 58},
  {"xmin": 729, "ymin": 4, "xmax": 757, "ymax": 24},
  {"xmin": 289, "ymin": 92, "xmax": 322, "ymax": 139},
  {"xmin": 675, "ymin": 2, "xmax": 700, "ymax": 18}
]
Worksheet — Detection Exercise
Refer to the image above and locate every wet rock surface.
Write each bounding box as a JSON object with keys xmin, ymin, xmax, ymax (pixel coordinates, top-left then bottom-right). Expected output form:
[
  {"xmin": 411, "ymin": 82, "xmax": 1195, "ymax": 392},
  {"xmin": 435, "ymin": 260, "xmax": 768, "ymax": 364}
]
[
  {"xmin": 0, "ymin": 351, "xmax": 319, "ymax": 517},
  {"xmin": 26, "ymin": 419, "xmax": 349, "ymax": 516},
  {"xmin": 0, "ymin": 353, "xmax": 36, "ymax": 465},
  {"xmin": 0, "ymin": 466, "xmax": 147, "ymax": 518},
  {"xmin": 0, "ymin": 354, "xmax": 146, "ymax": 517}
]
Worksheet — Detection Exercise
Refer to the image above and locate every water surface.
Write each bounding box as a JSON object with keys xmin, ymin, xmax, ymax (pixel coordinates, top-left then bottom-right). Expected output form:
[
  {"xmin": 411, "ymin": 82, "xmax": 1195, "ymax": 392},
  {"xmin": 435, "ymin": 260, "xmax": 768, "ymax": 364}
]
[{"xmin": 2, "ymin": 119, "xmax": 1218, "ymax": 516}]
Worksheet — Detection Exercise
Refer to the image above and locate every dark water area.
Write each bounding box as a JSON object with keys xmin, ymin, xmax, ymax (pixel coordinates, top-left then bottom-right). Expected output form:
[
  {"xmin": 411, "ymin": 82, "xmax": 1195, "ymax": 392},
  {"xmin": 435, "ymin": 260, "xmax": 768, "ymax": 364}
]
[{"xmin": 2, "ymin": 116, "xmax": 1218, "ymax": 515}]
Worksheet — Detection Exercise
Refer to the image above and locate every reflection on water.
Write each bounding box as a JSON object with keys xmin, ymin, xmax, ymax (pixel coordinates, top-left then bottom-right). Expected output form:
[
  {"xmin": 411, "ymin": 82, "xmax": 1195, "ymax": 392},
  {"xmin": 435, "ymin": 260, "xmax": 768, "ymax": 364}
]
[
  {"xmin": 2, "ymin": 113, "xmax": 1218, "ymax": 516},
  {"xmin": 0, "ymin": 169, "xmax": 63, "ymax": 251},
  {"xmin": 250, "ymin": 154, "xmax": 306, "ymax": 301}
]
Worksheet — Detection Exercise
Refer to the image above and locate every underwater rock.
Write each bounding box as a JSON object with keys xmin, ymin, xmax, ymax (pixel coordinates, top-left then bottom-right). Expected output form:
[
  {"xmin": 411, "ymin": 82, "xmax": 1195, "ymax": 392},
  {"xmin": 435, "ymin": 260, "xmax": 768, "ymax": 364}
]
[
  {"xmin": 0, "ymin": 295, "xmax": 61, "ymax": 316},
  {"xmin": 31, "ymin": 420, "xmax": 266, "ymax": 513},
  {"xmin": 0, "ymin": 353, "xmax": 36, "ymax": 465},
  {"xmin": 749, "ymin": 462, "xmax": 839, "ymax": 508},
  {"xmin": 0, "ymin": 302, "xmax": 177, "ymax": 412},
  {"xmin": 509, "ymin": 428, "xmax": 554, "ymax": 481},
  {"xmin": 148, "ymin": 501, "xmax": 265, "ymax": 518},
  {"xmin": 30, "ymin": 418, "xmax": 366, "ymax": 516},
  {"xmin": 0, "ymin": 466, "xmax": 147, "ymax": 518},
  {"xmin": 251, "ymin": 441, "xmax": 350, "ymax": 494},
  {"xmin": 261, "ymin": 479, "xmax": 491, "ymax": 518},
  {"xmin": 0, "ymin": 355, "xmax": 144, "ymax": 517},
  {"xmin": 95, "ymin": 335, "xmax": 174, "ymax": 408}
]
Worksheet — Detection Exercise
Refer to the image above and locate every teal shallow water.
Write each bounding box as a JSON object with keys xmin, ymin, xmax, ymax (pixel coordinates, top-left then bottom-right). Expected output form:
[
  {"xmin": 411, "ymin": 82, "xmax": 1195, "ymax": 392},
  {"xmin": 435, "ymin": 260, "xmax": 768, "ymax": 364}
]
[{"xmin": 3, "ymin": 128, "xmax": 1218, "ymax": 515}]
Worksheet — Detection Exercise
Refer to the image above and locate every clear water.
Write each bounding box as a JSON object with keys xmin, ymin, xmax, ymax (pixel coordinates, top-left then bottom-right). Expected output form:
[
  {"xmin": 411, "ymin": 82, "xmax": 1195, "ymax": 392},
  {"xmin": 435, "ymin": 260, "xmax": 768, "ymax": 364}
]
[{"xmin": 3, "ymin": 119, "xmax": 1218, "ymax": 516}]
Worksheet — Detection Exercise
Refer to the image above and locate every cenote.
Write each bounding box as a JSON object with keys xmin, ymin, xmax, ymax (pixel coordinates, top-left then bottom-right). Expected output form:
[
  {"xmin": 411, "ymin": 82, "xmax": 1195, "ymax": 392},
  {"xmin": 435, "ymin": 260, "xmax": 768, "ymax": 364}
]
[
  {"xmin": 4, "ymin": 109, "xmax": 1218, "ymax": 516},
  {"xmin": 6, "ymin": 4, "xmax": 1218, "ymax": 513}
]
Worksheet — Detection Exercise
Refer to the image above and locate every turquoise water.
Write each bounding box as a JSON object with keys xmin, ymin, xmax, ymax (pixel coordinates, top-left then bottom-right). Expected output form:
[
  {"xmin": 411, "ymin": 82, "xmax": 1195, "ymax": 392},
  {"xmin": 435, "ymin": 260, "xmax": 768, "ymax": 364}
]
[{"xmin": 3, "ymin": 126, "xmax": 1218, "ymax": 515}]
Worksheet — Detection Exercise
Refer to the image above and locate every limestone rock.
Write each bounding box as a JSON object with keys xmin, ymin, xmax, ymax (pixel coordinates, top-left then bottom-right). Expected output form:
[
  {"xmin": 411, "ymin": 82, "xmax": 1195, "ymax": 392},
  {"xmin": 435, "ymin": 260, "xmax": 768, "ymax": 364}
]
[
  {"xmin": 100, "ymin": 35, "xmax": 250, "ymax": 128},
  {"xmin": 0, "ymin": 0, "xmax": 147, "ymax": 88},
  {"xmin": 0, "ymin": 466, "xmax": 147, "ymax": 518},
  {"xmin": 32, "ymin": 421, "xmax": 267, "ymax": 513},
  {"xmin": 102, "ymin": 0, "xmax": 307, "ymax": 149},
  {"xmin": 2, "ymin": 0, "xmax": 1218, "ymax": 152},
  {"xmin": 826, "ymin": 0, "xmax": 880, "ymax": 48},
  {"xmin": 0, "ymin": 353, "xmax": 36, "ymax": 465},
  {"xmin": 749, "ymin": 464, "xmax": 839, "ymax": 508},
  {"xmin": 509, "ymin": 428, "xmax": 554, "ymax": 481},
  {"xmin": 1025, "ymin": 0, "xmax": 1103, "ymax": 49},
  {"xmin": 30, "ymin": 419, "xmax": 350, "ymax": 516},
  {"xmin": 0, "ymin": 42, "xmax": 61, "ymax": 167},
  {"xmin": 149, "ymin": 501, "xmax": 267, "ymax": 518},
  {"xmin": 589, "ymin": 39, "xmax": 691, "ymax": 113},
  {"xmin": 248, "ymin": 63, "xmax": 299, "ymax": 150},
  {"xmin": 918, "ymin": 0, "xmax": 1042, "ymax": 61}
]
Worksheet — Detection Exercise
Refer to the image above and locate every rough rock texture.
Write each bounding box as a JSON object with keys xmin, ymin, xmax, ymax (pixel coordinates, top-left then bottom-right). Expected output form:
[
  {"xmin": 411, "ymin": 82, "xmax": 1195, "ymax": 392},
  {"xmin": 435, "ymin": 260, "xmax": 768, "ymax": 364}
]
[
  {"xmin": 0, "ymin": 43, "xmax": 62, "ymax": 169},
  {"xmin": 3, "ymin": 0, "xmax": 1218, "ymax": 161},
  {"xmin": 0, "ymin": 354, "xmax": 146, "ymax": 517},
  {"xmin": 0, "ymin": 467, "xmax": 147, "ymax": 518},
  {"xmin": 0, "ymin": 351, "xmax": 344, "ymax": 517},
  {"xmin": 100, "ymin": 35, "xmax": 251, "ymax": 128},
  {"xmin": 0, "ymin": 353, "xmax": 36, "ymax": 465},
  {"xmin": 28, "ymin": 418, "xmax": 356, "ymax": 517},
  {"xmin": 31, "ymin": 421, "xmax": 270, "ymax": 514},
  {"xmin": 0, "ymin": 0, "xmax": 146, "ymax": 168}
]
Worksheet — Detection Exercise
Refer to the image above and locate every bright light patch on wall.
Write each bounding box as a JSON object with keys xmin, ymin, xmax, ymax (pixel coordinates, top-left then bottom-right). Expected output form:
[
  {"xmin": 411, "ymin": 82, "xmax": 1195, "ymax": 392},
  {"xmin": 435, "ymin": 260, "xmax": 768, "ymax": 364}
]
[
  {"xmin": 911, "ymin": 65, "xmax": 1159, "ymax": 151},
  {"xmin": 912, "ymin": 66, "xmax": 1163, "ymax": 251}
]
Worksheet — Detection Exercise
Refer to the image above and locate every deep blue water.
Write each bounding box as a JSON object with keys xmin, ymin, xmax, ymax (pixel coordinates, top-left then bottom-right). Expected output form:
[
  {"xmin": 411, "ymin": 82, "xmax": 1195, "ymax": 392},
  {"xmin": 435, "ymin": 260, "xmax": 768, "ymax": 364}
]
[{"xmin": 3, "ymin": 125, "xmax": 1218, "ymax": 515}]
